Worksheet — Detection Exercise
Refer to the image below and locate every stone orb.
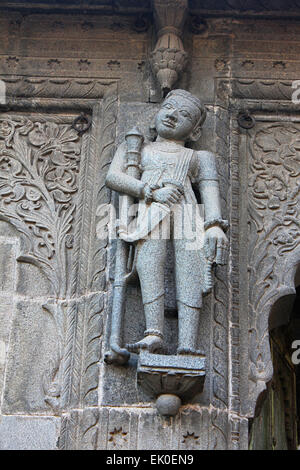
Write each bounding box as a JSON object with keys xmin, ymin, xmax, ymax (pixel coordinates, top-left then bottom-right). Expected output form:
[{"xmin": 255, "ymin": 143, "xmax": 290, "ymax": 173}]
[{"xmin": 156, "ymin": 394, "xmax": 182, "ymax": 416}]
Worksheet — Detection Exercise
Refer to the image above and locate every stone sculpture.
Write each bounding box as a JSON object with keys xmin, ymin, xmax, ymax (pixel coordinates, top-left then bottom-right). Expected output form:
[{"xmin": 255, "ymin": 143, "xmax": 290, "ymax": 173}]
[{"xmin": 105, "ymin": 89, "xmax": 229, "ymax": 369}]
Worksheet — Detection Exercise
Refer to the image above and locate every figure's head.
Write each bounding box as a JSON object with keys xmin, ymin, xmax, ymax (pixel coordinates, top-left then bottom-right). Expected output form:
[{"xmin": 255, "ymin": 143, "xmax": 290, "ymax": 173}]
[{"xmin": 154, "ymin": 89, "xmax": 207, "ymax": 142}]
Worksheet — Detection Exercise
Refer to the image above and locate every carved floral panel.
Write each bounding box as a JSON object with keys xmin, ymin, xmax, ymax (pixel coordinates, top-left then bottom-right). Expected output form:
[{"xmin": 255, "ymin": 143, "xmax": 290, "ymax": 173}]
[
  {"xmin": 247, "ymin": 121, "xmax": 300, "ymax": 413},
  {"xmin": 0, "ymin": 115, "xmax": 82, "ymax": 298}
]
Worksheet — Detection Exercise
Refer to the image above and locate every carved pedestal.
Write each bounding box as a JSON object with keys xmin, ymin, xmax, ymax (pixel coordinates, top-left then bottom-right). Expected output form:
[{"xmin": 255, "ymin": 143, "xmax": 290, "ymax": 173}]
[{"xmin": 137, "ymin": 351, "xmax": 206, "ymax": 416}]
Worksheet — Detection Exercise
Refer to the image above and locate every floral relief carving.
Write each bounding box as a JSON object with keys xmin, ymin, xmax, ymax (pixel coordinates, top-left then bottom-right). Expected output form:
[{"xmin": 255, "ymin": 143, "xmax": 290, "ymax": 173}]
[
  {"xmin": 249, "ymin": 124, "xmax": 300, "ymax": 250},
  {"xmin": 0, "ymin": 117, "xmax": 81, "ymax": 297},
  {"xmin": 248, "ymin": 122, "xmax": 300, "ymax": 405},
  {"xmin": 108, "ymin": 427, "xmax": 128, "ymax": 447},
  {"xmin": 182, "ymin": 431, "xmax": 200, "ymax": 449}
]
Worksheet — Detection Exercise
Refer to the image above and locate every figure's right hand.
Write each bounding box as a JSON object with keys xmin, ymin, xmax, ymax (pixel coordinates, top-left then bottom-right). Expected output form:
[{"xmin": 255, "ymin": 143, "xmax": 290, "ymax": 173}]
[{"xmin": 152, "ymin": 187, "xmax": 182, "ymax": 206}]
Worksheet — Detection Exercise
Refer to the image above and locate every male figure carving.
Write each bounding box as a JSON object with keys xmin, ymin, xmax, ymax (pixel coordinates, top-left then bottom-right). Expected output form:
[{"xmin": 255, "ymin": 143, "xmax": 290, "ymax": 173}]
[{"xmin": 106, "ymin": 89, "xmax": 228, "ymax": 356}]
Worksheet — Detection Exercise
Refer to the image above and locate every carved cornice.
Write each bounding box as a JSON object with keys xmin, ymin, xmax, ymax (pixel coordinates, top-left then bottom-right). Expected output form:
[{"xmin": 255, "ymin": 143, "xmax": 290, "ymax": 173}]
[
  {"xmin": 1, "ymin": 76, "xmax": 117, "ymax": 101},
  {"xmin": 216, "ymin": 78, "xmax": 296, "ymax": 105},
  {"xmin": 0, "ymin": 1, "xmax": 152, "ymax": 14},
  {"xmin": 2, "ymin": 0, "xmax": 300, "ymax": 17},
  {"xmin": 190, "ymin": 0, "xmax": 300, "ymax": 17},
  {"xmin": 231, "ymin": 79, "xmax": 293, "ymax": 101}
]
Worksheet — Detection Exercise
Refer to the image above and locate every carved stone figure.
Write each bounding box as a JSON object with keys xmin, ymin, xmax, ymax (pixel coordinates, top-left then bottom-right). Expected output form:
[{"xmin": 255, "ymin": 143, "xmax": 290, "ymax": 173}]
[{"xmin": 105, "ymin": 89, "xmax": 229, "ymax": 363}]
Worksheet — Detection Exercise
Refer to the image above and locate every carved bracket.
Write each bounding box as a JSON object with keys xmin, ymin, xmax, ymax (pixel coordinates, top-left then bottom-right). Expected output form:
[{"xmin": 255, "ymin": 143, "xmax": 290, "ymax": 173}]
[
  {"xmin": 150, "ymin": 0, "xmax": 188, "ymax": 96},
  {"xmin": 137, "ymin": 351, "xmax": 206, "ymax": 416}
]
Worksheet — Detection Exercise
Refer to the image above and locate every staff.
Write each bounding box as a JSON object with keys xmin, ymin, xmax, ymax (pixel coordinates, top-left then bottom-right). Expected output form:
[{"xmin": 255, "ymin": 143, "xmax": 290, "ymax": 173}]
[{"xmin": 104, "ymin": 127, "xmax": 144, "ymax": 365}]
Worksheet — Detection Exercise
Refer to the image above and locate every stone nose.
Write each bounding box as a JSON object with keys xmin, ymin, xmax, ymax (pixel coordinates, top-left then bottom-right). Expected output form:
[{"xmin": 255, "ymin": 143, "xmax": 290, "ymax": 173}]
[{"xmin": 166, "ymin": 108, "xmax": 178, "ymax": 120}]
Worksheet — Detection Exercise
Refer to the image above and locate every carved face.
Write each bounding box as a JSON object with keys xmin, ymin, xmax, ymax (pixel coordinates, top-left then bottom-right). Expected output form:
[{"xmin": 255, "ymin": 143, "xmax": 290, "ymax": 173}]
[{"xmin": 155, "ymin": 96, "xmax": 201, "ymax": 141}]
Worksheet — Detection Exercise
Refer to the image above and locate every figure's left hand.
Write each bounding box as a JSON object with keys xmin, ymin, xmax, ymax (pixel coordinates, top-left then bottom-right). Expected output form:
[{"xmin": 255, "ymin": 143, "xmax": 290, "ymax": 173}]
[{"xmin": 204, "ymin": 226, "xmax": 228, "ymax": 265}]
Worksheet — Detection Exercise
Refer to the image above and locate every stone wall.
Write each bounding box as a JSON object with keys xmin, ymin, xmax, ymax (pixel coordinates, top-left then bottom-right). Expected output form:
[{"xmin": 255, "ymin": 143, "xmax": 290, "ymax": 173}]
[{"xmin": 0, "ymin": 5, "xmax": 299, "ymax": 449}]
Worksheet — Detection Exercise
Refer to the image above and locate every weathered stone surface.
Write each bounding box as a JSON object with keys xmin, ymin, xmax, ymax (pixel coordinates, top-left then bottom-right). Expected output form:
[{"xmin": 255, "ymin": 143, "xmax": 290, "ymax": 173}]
[
  {"xmin": 2, "ymin": 300, "xmax": 59, "ymax": 414},
  {"xmin": 0, "ymin": 415, "xmax": 60, "ymax": 450},
  {"xmin": 0, "ymin": 237, "xmax": 18, "ymax": 402},
  {"xmin": 0, "ymin": 240, "xmax": 17, "ymax": 293},
  {"xmin": 91, "ymin": 406, "xmax": 236, "ymax": 450},
  {"xmin": 16, "ymin": 262, "xmax": 52, "ymax": 297},
  {"xmin": 0, "ymin": 297, "xmax": 15, "ymax": 402}
]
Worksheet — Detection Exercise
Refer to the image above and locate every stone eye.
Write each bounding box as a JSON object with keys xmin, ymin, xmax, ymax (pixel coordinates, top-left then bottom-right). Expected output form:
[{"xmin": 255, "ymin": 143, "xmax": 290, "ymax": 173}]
[{"xmin": 180, "ymin": 110, "xmax": 191, "ymax": 119}]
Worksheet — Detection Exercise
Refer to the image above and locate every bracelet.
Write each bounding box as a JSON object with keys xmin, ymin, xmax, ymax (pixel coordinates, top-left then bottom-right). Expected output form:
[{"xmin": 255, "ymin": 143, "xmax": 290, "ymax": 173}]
[
  {"xmin": 144, "ymin": 329, "xmax": 163, "ymax": 339},
  {"xmin": 143, "ymin": 184, "xmax": 153, "ymax": 204},
  {"xmin": 204, "ymin": 218, "xmax": 229, "ymax": 232}
]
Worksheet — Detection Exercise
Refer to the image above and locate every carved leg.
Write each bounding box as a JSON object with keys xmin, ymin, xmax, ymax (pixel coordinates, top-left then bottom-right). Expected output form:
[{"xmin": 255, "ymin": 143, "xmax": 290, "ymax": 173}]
[
  {"xmin": 127, "ymin": 295, "xmax": 164, "ymax": 353},
  {"xmin": 173, "ymin": 236, "xmax": 205, "ymax": 355},
  {"xmin": 177, "ymin": 301, "xmax": 204, "ymax": 355},
  {"xmin": 127, "ymin": 238, "xmax": 166, "ymax": 353}
]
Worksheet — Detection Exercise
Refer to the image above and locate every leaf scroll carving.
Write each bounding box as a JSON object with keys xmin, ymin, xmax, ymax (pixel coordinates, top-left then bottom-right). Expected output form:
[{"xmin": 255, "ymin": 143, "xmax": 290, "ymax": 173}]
[
  {"xmin": 248, "ymin": 123, "xmax": 300, "ymax": 409},
  {"xmin": 0, "ymin": 117, "xmax": 81, "ymax": 296}
]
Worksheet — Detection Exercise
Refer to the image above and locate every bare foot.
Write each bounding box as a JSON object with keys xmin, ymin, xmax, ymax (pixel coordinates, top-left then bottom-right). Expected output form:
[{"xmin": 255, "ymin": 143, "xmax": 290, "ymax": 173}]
[{"xmin": 126, "ymin": 335, "xmax": 163, "ymax": 354}]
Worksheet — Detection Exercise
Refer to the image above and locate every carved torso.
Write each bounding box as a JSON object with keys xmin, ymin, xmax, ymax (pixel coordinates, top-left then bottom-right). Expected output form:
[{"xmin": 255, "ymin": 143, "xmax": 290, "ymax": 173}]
[
  {"xmin": 119, "ymin": 140, "xmax": 205, "ymax": 244},
  {"xmin": 140, "ymin": 140, "xmax": 198, "ymax": 205},
  {"xmin": 141, "ymin": 141, "xmax": 191, "ymax": 183}
]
